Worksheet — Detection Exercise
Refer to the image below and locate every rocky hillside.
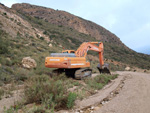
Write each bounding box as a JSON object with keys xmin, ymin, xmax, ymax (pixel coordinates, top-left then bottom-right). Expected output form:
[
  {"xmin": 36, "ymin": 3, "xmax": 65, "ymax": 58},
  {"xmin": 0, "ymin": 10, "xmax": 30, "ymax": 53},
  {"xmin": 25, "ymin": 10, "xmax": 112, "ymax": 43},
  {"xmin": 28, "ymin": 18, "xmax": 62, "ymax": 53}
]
[
  {"xmin": 12, "ymin": 3, "xmax": 125, "ymax": 47},
  {"xmin": 0, "ymin": 2, "xmax": 150, "ymax": 71},
  {"xmin": 0, "ymin": 3, "xmax": 50, "ymax": 41}
]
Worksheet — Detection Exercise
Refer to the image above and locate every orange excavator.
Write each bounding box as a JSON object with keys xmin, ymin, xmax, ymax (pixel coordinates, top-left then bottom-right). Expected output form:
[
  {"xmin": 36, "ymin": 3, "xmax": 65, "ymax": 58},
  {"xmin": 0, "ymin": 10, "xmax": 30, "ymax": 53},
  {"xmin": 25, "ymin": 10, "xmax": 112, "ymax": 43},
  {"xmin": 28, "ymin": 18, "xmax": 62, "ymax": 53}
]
[{"xmin": 45, "ymin": 42, "xmax": 110, "ymax": 79}]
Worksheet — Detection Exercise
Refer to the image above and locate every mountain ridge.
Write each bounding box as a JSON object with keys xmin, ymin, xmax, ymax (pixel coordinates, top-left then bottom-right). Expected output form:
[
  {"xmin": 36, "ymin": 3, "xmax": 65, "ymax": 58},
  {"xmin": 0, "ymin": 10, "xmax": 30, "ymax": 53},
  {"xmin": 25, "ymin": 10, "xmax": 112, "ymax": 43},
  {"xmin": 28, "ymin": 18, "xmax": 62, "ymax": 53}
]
[{"xmin": 12, "ymin": 3, "xmax": 127, "ymax": 48}]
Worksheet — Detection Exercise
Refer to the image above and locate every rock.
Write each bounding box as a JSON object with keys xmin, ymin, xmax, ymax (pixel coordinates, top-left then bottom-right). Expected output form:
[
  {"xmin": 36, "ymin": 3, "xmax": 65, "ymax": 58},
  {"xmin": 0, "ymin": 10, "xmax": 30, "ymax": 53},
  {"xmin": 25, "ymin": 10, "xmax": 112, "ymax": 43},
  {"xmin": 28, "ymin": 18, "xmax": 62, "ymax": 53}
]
[
  {"xmin": 6, "ymin": 57, "xmax": 11, "ymax": 61},
  {"xmin": 59, "ymin": 45, "xmax": 62, "ymax": 48},
  {"xmin": 95, "ymin": 90, "xmax": 98, "ymax": 93},
  {"xmin": 110, "ymin": 92, "xmax": 113, "ymax": 95},
  {"xmin": 94, "ymin": 107, "xmax": 100, "ymax": 110},
  {"xmin": 0, "ymin": 64, "xmax": 1, "ymax": 67},
  {"xmin": 105, "ymin": 101, "xmax": 108, "ymax": 104},
  {"xmin": 91, "ymin": 106, "xmax": 94, "ymax": 110},
  {"xmin": 68, "ymin": 86, "xmax": 77, "ymax": 92},
  {"xmin": 25, "ymin": 44, "xmax": 29, "ymax": 46},
  {"xmin": 22, "ymin": 57, "xmax": 37, "ymax": 69},
  {"xmin": 79, "ymin": 110, "xmax": 83, "ymax": 113},
  {"xmin": 101, "ymin": 101, "xmax": 105, "ymax": 105},
  {"xmin": 49, "ymin": 43, "xmax": 52, "ymax": 47},
  {"xmin": 75, "ymin": 112, "xmax": 80, "ymax": 113},
  {"xmin": 125, "ymin": 66, "xmax": 130, "ymax": 71}
]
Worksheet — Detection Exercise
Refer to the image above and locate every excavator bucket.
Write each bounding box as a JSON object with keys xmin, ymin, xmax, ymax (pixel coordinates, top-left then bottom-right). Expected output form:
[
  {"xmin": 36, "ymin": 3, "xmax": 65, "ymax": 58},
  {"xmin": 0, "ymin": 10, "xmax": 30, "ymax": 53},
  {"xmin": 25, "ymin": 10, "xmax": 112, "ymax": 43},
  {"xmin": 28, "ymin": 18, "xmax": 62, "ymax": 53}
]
[{"xmin": 97, "ymin": 63, "xmax": 111, "ymax": 74}]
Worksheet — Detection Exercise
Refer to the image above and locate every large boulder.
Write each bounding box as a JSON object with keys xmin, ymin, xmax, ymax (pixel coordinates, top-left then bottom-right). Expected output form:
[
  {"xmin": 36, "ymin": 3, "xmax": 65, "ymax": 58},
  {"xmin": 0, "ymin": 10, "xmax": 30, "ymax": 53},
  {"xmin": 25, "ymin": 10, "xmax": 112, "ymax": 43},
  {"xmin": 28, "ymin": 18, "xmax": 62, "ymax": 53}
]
[{"xmin": 22, "ymin": 57, "xmax": 37, "ymax": 69}]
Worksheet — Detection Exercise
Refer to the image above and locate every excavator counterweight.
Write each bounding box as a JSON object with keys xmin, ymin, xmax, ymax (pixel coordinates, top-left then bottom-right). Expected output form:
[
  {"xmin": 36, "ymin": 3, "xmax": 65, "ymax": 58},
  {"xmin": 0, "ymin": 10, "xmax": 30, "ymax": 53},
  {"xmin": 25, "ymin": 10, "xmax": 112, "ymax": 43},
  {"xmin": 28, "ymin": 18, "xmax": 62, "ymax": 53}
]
[{"xmin": 45, "ymin": 42, "xmax": 110, "ymax": 79}]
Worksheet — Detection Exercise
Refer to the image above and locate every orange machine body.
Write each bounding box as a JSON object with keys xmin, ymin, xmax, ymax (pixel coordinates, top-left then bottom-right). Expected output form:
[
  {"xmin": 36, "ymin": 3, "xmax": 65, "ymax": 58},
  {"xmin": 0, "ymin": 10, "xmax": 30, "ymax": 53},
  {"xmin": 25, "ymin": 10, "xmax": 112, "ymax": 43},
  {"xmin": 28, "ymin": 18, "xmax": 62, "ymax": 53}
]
[
  {"xmin": 45, "ymin": 42, "xmax": 104, "ymax": 69},
  {"xmin": 45, "ymin": 57, "xmax": 90, "ymax": 69}
]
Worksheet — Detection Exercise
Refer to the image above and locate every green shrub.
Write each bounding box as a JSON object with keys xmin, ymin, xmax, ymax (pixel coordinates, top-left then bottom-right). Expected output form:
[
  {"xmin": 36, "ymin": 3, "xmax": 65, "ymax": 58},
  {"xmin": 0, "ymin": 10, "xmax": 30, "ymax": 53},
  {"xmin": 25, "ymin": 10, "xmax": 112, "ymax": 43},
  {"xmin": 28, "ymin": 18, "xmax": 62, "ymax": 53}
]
[
  {"xmin": 86, "ymin": 79, "xmax": 103, "ymax": 90},
  {"xmin": 0, "ymin": 88, "xmax": 5, "ymax": 100},
  {"xmin": 0, "ymin": 72, "xmax": 12, "ymax": 84},
  {"xmin": 85, "ymin": 74, "xmax": 118, "ymax": 90},
  {"xmin": 35, "ymin": 63, "xmax": 51, "ymax": 75},
  {"xmin": 67, "ymin": 92, "xmax": 77, "ymax": 109},
  {"xmin": 24, "ymin": 75, "xmax": 68, "ymax": 109},
  {"xmin": 0, "ymin": 39, "xmax": 9, "ymax": 54},
  {"xmin": 3, "ymin": 12, "xmax": 7, "ymax": 15},
  {"xmin": 40, "ymin": 37, "xmax": 44, "ymax": 40},
  {"xmin": 5, "ymin": 59, "xmax": 12, "ymax": 66},
  {"xmin": 4, "ymin": 106, "xmax": 19, "ymax": 113},
  {"xmin": 43, "ymin": 31, "xmax": 48, "ymax": 35},
  {"xmin": 13, "ymin": 68, "xmax": 30, "ymax": 81}
]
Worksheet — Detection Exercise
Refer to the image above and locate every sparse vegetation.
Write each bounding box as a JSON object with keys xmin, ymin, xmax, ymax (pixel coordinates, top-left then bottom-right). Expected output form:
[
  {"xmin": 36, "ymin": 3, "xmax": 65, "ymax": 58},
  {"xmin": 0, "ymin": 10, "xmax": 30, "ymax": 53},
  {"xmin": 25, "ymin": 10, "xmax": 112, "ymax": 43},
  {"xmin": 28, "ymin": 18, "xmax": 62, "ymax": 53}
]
[
  {"xmin": 0, "ymin": 29, "xmax": 55, "ymax": 85},
  {"xmin": 85, "ymin": 74, "xmax": 118, "ymax": 90},
  {"xmin": 17, "ymin": 73, "xmax": 117, "ymax": 111},
  {"xmin": 24, "ymin": 75, "xmax": 67, "ymax": 109}
]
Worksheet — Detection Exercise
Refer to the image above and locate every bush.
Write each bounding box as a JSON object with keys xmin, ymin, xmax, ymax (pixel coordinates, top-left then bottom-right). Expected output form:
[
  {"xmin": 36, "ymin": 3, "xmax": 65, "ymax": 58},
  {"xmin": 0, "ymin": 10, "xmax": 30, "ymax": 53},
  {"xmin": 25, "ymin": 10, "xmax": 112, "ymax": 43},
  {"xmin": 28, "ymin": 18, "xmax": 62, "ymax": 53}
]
[
  {"xmin": 3, "ymin": 12, "xmax": 7, "ymax": 15},
  {"xmin": 13, "ymin": 68, "xmax": 31, "ymax": 81},
  {"xmin": 43, "ymin": 31, "xmax": 48, "ymax": 35},
  {"xmin": 85, "ymin": 74, "xmax": 118, "ymax": 90},
  {"xmin": 67, "ymin": 92, "xmax": 77, "ymax": 109},
  {"xmin": 40, "ymin": 37, "xmax": 44, "ymax": 40},
  {"xmin": 0, "ymin": 39, "xmax": 9, "ymax": 54},
  {"xmin": 0, "ymin": 88, "xmax": 5, "ymax": 100},
  {"xmin": 0, "ymin": 72, "xmax": 12, "ymax": 84},
  {"xmin": 24, "ymin": 75, "xmax": 68, "ymax": 109}
]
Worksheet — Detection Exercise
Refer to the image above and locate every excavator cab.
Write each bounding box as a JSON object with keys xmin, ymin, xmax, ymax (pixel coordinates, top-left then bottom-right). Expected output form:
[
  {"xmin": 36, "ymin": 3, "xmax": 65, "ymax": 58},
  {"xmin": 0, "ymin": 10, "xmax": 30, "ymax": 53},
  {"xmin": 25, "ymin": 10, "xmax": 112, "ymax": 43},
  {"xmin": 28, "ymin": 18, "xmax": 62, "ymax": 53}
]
[{"xmin": 62, "ymin": 50, "xmax": 75, "ymax": 53}]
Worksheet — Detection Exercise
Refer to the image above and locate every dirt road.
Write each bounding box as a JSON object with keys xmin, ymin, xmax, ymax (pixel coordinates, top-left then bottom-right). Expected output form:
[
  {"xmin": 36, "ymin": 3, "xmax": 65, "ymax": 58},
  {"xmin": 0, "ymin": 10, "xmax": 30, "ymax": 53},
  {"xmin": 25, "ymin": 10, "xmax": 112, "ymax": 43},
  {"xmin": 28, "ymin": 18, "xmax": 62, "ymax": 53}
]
[
  {"xmin": 93, "ymin": 71, "xmax": 150, "ymax": 113},
  {"xmin": 75, "ymin": 71, "xmax": 150, "ymax": 113}
]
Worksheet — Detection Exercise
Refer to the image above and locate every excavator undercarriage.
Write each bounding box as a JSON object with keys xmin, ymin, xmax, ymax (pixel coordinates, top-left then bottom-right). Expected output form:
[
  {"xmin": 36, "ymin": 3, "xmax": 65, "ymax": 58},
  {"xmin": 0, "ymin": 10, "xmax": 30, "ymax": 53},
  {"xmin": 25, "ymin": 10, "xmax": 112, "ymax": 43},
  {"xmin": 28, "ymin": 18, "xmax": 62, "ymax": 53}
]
[{"xmin": 52, "ymin": 68, "xmax": 92, "ymax": 79}]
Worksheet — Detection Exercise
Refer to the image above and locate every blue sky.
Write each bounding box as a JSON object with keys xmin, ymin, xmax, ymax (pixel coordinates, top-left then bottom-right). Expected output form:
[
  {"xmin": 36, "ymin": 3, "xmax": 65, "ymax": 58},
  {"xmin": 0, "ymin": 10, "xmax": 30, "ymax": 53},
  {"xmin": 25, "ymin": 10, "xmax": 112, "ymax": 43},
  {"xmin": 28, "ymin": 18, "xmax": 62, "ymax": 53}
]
[{"xmin": 0, "ymin": 0, "xmax": 150, "ymax": 54}]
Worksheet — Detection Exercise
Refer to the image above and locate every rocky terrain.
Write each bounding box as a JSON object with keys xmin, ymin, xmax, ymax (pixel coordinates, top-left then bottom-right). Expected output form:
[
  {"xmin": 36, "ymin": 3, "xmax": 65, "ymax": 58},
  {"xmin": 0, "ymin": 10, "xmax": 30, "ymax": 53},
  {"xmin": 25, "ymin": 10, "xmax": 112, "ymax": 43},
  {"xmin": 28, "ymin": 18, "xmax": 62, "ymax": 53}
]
[
  {"xmin": 0, "ymin": 3, "xmax": 49, "ymax": 41},
  {"xmin": 12, "ymin": 3, "xmax": 124, "ymax": 46}
]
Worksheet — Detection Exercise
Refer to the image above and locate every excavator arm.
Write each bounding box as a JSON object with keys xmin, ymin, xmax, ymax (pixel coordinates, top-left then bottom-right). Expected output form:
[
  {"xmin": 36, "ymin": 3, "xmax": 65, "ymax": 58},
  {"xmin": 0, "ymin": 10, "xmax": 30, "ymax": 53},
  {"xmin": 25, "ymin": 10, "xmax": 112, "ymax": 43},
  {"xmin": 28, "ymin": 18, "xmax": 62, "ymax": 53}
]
[{"xmin": 75, "ymin": 42, "xmax": 110, "ymax": 74}]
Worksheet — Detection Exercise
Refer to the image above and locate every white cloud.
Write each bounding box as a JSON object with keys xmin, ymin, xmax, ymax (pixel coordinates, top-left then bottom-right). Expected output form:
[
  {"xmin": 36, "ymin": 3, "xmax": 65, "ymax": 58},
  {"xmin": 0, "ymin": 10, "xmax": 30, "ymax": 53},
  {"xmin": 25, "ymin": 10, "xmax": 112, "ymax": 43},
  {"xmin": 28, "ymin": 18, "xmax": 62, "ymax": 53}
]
[{"xmin": 0, "ymin": 0, "xmax": 19, "ymax": 7}]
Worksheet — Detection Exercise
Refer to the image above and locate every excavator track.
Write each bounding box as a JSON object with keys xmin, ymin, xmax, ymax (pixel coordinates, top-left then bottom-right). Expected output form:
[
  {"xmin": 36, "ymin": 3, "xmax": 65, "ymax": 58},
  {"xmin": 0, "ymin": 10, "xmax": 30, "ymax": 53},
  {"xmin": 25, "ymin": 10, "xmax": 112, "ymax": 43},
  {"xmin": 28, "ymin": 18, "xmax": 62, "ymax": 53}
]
[
  {"xmin": 65, "ymin": 68, "xmax": 92, "ymax": 79},
  {"xmin": 74, "ymin": 68, "xmax": 92, "ymax": 80}
]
